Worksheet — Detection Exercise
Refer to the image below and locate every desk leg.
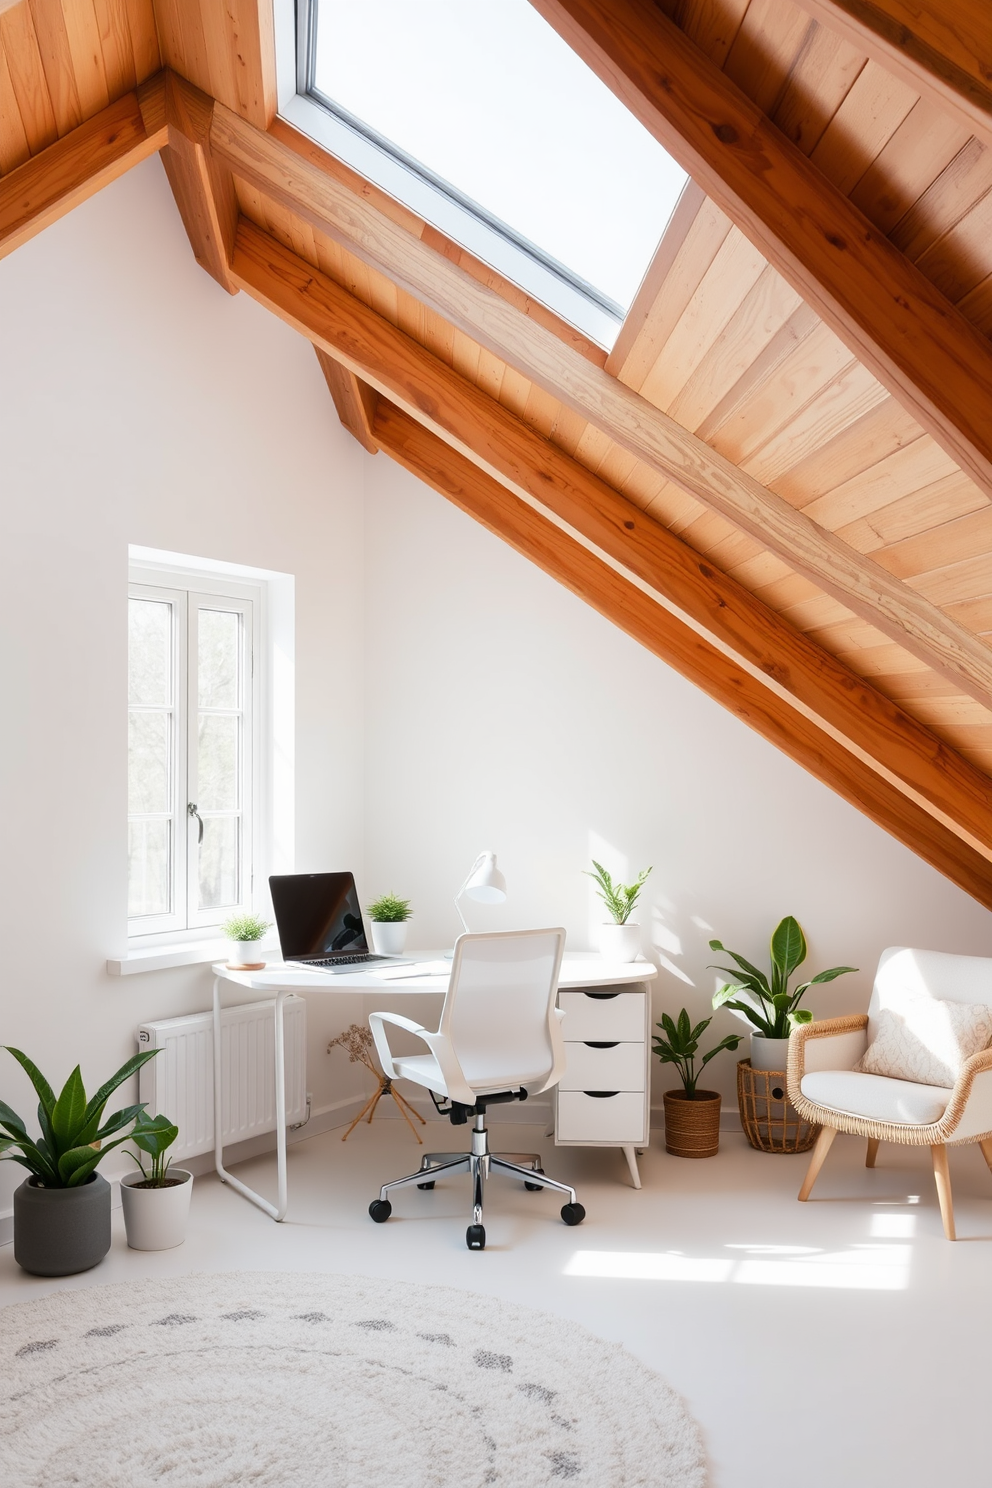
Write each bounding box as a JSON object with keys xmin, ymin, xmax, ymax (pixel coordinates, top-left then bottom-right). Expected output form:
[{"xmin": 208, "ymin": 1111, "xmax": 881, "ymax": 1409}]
[
  {"xmin": 212, "ymin": 977, "xmax": 289, "ymax": 1222},
  {"xmin": 622, "ymin": 1144, "xmax": 642, "ymax": 1190}
]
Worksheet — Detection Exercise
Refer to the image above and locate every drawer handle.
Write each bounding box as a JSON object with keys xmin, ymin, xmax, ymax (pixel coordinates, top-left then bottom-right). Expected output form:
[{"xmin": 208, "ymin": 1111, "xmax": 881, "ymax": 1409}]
[
  {"xmin": 584, "ymin": 1041, "xmax": 619, "ymax": 1049},
  {"xmin": 583, "ymin": 1090, "xmax": 620, "ymax": 1099},
  {"xmin": 584, "ymin": 991, "xmax": 620, "ymax": 1000}
]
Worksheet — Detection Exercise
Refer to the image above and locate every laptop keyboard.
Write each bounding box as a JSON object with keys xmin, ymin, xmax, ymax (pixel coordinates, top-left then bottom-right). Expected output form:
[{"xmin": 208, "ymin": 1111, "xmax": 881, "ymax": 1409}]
[{"xmin": 305, "ymin": 953, "xmax": 388, "ymax": 967}]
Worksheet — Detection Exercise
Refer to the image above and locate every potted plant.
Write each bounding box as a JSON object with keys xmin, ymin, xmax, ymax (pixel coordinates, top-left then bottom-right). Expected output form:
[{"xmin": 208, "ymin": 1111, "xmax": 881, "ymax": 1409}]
[
  {"xmin": 0, "ymin": 1045, "xmax": 158, "ymax": 1275},
  {"xmin": 221, "ymin": 911, "xmax": 272, "ymax": 969},
  {"xmin": 120, "ymin": 1111, "xmax": 192, "ymax": 1250},
  {"xmin": 366, "ymin": 892, "xmax": 412, "ymax": 956},
  {"xmin": 710, "ymin": 916, "xmax": 856, "ymax": 1070},
  {"xmin": 653, "ymin": 1009, "xmax": 742, "ymax": 1157},
  {"xmin": 585, "ymin": 860, "xmax": 651, "ymax": 962}
]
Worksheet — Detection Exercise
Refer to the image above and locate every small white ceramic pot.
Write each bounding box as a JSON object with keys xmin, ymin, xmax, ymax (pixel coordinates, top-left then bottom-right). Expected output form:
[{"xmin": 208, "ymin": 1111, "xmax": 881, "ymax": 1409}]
[
  {"xmin": 371, "ymin": 921, "xmax": 408, "ymax": 955},
  {"xmin": 228, "ymin": 938, "xmax": 264, "ymax": 968},
  {"xmin": 598, "ymin": 922, "xmax": 642, "ymax": 963},
  {"xmin": 749, "ymin": 1034, "xmax": 792, "ymax": 1072},
  {"xmin": 120, "ymin": 1170, "xmax": 193, "ymax": 1251}
]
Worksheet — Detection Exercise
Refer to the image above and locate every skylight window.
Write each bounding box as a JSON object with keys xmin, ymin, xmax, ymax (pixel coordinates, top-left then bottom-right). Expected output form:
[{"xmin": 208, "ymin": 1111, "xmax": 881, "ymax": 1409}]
[{"xmin": 296, "ymin": 0, "xmax": 687, "ymax": 342}]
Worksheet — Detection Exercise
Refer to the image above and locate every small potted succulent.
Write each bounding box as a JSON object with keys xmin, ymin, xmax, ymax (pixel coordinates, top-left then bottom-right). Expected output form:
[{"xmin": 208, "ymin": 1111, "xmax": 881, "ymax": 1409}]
[
  {"xmin": 120, "ymin": 1111, "xmax": 192, "ymax": 1250},
  {"xmin": 653, "ymin": 1010, "xmax": 742, "ymax": 1157},
  {"xmin": 586, "ymin": 861, "xmax": 651, "ymax": 962},
  {"xmin": 0, "ymin": 1045, "xmax": 158, "ymax": 1275},
  {"xmin": 366, "ymin": 893, "xmax": 412, "ymax": 956},
  {"xmin": 709, "ymin": 916, "xmax": 856, "ymax": 1070},
  {"xmin": 221, "ymin": 911, "xmax": 272, "ymax": 969}
]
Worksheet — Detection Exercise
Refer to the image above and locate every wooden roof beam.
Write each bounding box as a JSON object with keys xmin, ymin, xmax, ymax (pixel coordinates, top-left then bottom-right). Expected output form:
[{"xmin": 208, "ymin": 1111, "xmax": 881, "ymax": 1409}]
[
  {"xmin": 208, "ymin": 108, "xmax": 992, "ymax": 712},
  {"xmin": 0, "ymin": 79, "xmax": 168, "ymax": 261},
  {"xmin": 315, "ymin": 348, "xmax": 378, "ymax": 453},
  {"xmin": 232, "ymin": 216, "xmax": 992, "ymax": 859},
  {"xmin": 373, "ymin": 400, "xmax": 992, "ymax": 911},
  {"xmin": 530, "ymin": 0, "xmax": 992, "ymax": 502},
  {"xmin": 150, "ymin": 73, "xmax": 238, "ymax": 294}
]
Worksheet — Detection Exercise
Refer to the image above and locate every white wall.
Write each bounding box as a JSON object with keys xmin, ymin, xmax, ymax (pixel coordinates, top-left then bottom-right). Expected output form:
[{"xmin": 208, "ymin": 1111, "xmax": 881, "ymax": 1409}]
[
  {"xmin": 0, "ymin": 158, "xmax": 371, "ymax": 1217},
  {"xmin": 363, "ymin": 457, "xmax": 992, "ymax": 1108}
]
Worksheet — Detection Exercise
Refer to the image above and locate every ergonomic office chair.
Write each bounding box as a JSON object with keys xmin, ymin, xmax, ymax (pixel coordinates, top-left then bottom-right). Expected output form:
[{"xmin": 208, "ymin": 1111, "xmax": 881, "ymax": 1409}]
[{"xmin": 367, "ymin": 927, "xmax": 586, "ymax": 1250}]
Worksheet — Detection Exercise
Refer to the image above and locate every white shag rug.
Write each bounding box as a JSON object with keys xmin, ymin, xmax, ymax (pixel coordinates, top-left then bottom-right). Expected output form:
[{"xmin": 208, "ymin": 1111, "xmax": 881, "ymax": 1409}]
[{"xmin": 0, "ymin": 1271, "xmax": 705, "ymax": 1487}]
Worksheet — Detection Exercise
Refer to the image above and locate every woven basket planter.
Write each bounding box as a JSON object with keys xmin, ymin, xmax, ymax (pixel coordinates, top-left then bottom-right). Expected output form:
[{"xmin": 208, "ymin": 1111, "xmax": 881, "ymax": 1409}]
[
  {"xmin": 663, "ymin": 1089, "xmax": 721, "ymax": 1158},
  {"xmin": 737, "ymin": 1059, "xmax": 820, "ymax": 1154}
]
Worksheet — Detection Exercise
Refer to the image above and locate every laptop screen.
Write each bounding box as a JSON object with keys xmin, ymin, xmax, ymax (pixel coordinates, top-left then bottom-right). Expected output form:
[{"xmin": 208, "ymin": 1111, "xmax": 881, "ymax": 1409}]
[{"xmin": 269, "ymin": 872, "xmax": 370, "ymax": 960}]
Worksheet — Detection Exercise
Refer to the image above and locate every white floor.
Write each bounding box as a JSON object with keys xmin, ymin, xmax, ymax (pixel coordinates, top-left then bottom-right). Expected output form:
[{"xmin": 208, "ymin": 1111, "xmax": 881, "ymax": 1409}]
[{"xmin": 2, "ymin": 1117, "xmax": 990, "ymax": 1487}]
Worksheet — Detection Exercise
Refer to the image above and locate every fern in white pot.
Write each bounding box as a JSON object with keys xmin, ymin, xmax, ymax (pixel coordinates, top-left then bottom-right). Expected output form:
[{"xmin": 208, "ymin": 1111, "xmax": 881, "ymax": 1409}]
[{"xmin": 586, "ymin": 862, "xmax": 651, "ymax": 963}]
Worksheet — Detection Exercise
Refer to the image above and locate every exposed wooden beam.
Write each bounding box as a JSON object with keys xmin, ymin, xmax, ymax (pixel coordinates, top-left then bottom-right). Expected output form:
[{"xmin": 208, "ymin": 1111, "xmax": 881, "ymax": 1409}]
[
  {"xmin": 0, "ymin": 82, "xmax": 168, "ymax": 260},
  {"xmin": 233, "ymin": 216, "xmax": 992, "ymax": 858},
  {"xmin": 315, "ymin": 348, "xmax": 378, "ymax": 453},
  {"xmin": 529, "ymin": 1, "xmax": 992, "ymax": 502},
  {"xmin": 212, "ymin": 108, "xmax": 992, "ymax": 713},
  {"xmin": 148, "ymin": 73, "xmax": 238, "ymax": 294},
  {"xmin": 151, "ymin": 0, "xmax": 276, "ymax": 130},
  {"xmin": 373, "ymin": 399, "xmax": 992, "ymax": 911},
  {"xmin": 794, "ymin": 0, "xmax": 992, "ymax": 142}
]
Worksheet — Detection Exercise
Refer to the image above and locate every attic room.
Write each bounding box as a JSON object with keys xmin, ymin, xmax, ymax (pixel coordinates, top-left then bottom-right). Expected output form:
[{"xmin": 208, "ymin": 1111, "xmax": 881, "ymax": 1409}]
[{"xmin": 2, "ymin": 0, "xmax": 992, "ymax": 1483}]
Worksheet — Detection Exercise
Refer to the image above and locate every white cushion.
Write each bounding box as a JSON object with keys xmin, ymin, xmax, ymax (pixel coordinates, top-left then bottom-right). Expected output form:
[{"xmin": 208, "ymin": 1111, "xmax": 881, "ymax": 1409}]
[
  {"xmin": 393, "ymin": 1053, "xmax": 551, "ymax": 1098},
  {"xmin": 855, "ymin": 997, "xmax": 992, "ymax": 1087},
  {"xmin": 801, "ymin": 1070, "xmax": 950, "ymax": 1126}
]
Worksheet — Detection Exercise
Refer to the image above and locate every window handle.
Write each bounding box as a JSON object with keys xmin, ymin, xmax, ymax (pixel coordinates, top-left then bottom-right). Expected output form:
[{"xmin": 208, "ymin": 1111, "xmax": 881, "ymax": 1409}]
[{"xmin": 187, "ymin": 802, "xmax": 204, "ymax": 844}]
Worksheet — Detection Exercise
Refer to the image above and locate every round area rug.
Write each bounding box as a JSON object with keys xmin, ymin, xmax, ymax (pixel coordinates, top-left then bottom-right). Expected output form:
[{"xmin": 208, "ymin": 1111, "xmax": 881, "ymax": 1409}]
[{"xmin": 0, "ymin": 1271, "xmax": 704, "ymax": 1487}]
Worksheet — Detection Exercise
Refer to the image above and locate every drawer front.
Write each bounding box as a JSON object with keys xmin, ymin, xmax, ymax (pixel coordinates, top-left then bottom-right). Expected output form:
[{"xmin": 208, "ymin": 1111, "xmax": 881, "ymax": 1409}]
[
  {"xmin": 560, "ymin": 1041, "xmax": 645, "ymax": 1092},
  {"xmin": 557, "ymin": 1090, "xmax": 647, "ymax": 1144},
  {"xmin": 558, "ymin": 990, "xmax": 645, "ymax": 1042}
]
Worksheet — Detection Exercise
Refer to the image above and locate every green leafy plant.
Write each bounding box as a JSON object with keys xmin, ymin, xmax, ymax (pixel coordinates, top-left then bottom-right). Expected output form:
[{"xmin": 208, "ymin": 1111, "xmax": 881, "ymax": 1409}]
[
  {"xmin": 585, "ymin": 861, "xmax": 652, "ymax": 924},
  {"xmin": 0, "ymin": 1046, "xmax": 159, "ymax": 1188},
  {"xmin": 653, "ymin": 1009, "xmax": 742, "ymax": 1096},
  {"xmin": 366, "ymin": 893, "xmax": 412, "ymax": 924},
  {"xmin": 128, "ymin": 1112, "xmax": 180, "ymax": 1187},
  {"xmin": 221, "ymin": 912, "xmax": 271, "ymax": 942},
  {"xmin": 710, "ymin": 916, "xmax": 857, "ymax": 1039}
]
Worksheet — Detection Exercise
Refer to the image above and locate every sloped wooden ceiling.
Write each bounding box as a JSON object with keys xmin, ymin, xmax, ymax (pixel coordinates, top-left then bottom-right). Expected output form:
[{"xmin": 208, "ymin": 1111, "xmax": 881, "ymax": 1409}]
[{"xmin": 4, "ymin": 0, "xmax": 992, "ymax": 906}]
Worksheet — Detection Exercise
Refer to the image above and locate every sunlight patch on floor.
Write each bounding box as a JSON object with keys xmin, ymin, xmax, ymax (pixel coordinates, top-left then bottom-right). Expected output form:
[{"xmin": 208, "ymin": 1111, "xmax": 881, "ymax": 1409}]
[{"xmin": 565, "ymin": 1239, "xmax": 911, "ymax": 1290}]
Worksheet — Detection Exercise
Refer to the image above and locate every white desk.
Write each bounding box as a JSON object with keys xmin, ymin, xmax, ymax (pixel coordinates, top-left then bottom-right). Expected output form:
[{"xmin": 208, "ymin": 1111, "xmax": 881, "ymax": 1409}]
[{"xmin": 212, "ymin": 953, "xmax": 657, "ymax": 1220}]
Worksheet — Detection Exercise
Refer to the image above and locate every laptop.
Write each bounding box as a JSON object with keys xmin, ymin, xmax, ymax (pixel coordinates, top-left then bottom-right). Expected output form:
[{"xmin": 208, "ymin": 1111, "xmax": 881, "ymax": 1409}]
[{"xmin": 269, "ymin": 871, "xmax": 411, "ymax": 972}]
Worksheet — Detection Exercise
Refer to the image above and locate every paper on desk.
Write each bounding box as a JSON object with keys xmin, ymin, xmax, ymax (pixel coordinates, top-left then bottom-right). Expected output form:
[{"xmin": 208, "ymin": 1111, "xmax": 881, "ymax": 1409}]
[{"xmin": 369, "ymin": 960, "xmax": 451, "ymax": 980}]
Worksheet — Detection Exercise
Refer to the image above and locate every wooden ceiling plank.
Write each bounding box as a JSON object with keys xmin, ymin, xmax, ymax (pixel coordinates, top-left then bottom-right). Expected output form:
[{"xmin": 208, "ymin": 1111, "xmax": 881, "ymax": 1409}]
[
  {"xmin": 878, "ymin": 507, "xmax": 992, "ymax": 583},
  {"xmin": 314, "ymin": 347, "xmax": 378, "ymax": 454},
  {"xmin": 154, "ymin": 71, "xmax": 236, "ymax": 293},
  {"xmin": 92, "ymin": 0, "xmax": 137, "ymax": 96},
  {"xmin": 806, "ymin": 57, "xmax": 918, "ymax": 196},
  {"xmin": 122, "ymin": 0, "xmax": 160, "ymax": 80},
  {"xmin": 29, "ymin": 0, "xmax": 83, "ymax": 135},
  {"xmin": 914, "ymin": 188, "xmax": 992, "ymax": 306},
  {"xmin": 530, "ymin": 0, "xmax": 992, "ymax": 502},
  {"xmin": 230, "ymin": 215, "xmax": 992, "ymax": 851},
  {"xmin": 772, "ymin": 397, "xmax": 921, "ymax": 505},
  {"xmin": 889, "ymin": 136, "xmax": 992, "ymax": 262},
  {"xmin": 835, "ymin": 471, "xmax": 986, "ymax": 554},
  {"xmin": 212, "ymin": 117, "xmax": 992, "ymax": 709},
  {"xmin": 151, "ymin": 0, "xmax": 275, "ymax": 129},
  {"xmin": 793, "ymin": 0, "xmax": 992, "ymax": 143},
  {"xmin": 0, "ymin": 42, "xmax": 31, "ymax": 173},
  {"xmin": 60, "ymin": 0, "xmax": 111, "ymax": 119},
  {"xmin": 770, "ymin": 20, "xmax": 867, "ymax": 157},
  {"xmin": 693, "ymin": 301, "xmax": 820, "ymax": 446},
  {"xmin": 723, "ymin": 0, "xmax": 815, "ymax": 116},
  {"xmin": 373, "ymin": 398, "xmax": 992, "ymax": 910},
  {"xmin": 0, "ymin": 80, "xmax": 166, "ymax": 258},
  {"xmin": 0, "ymin": 3, "xmax": 57, "ymax": 153},
  {"xmin": 802, "ymin": 436, "xmax": 959, "ymax": 529},
  {"xmin": 668, "ymin": 0, "xmax": 751, "ymax": 66},
  {"xmin": 848, "ymin": 97, "xmax": 970, "ymax": 236}
]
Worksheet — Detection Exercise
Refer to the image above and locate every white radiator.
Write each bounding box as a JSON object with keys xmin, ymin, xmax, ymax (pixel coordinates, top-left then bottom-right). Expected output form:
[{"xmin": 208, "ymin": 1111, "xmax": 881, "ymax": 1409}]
[{"xmin": 137, "ymin": 998, "xmax": 308, "ymax": 1164}]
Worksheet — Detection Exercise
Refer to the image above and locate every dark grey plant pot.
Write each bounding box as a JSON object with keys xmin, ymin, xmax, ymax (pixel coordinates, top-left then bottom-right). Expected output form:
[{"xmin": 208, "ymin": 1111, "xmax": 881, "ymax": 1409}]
[{"xmin": 13, "ymin": 1172, "xmax": 112, "ymax": 1276}]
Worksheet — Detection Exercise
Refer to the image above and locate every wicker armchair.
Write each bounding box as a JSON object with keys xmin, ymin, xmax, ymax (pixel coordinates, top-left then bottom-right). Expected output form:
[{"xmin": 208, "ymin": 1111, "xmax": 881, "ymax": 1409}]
[{"xmin": 787, "ymin": 947, "xmax": 992, "ymax": 1240}]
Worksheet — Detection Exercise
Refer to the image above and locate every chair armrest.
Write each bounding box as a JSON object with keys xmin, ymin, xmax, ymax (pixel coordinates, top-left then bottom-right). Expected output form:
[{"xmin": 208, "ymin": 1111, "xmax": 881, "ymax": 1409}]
[
  {"xmin": 787, "ymin": 1015, "xmax": 868, "ymax": 1101},
  {"xmin": 368, "ymin": 1011, "xmax": 439, "ymax": 1080},
  {"xmin": 941, "ymin": 1049, "xmax": 992, "ymax": 1142}
]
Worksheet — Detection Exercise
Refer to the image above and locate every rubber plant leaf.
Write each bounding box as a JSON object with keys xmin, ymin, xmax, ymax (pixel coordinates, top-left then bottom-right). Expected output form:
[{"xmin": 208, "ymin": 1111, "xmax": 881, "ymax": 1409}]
[
  {"xmin": 2, "ymin": 1047, "xmax": 56, "ymax": 1116},
  {"xmin": 51, "ymin": 1067, "xmax": 88, "ymax": 1151},
  {"xmin": 770, "ymin": 917, "xmax": 807, "ymax": 982},
  {"xmin": 806, "ymin": 966, "xmax": 858, "ymax": 984},
  {"xmin": 708, "ymin": 944, "xmax": 772, "ymax": 996}
]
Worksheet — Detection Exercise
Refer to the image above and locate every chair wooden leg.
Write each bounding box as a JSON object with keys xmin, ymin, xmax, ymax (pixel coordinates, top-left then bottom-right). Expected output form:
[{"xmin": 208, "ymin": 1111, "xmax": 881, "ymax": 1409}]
[
  {"xmin": 866, "ymin": 1138, "xmax": 880, "ymax": 1168},
  {"xmin": 979, "ymin": 1138, "xmax": 992, "ymax": 1177},
  {"xmin": 798, "ymin": 1126, "xmax": 837, "ymax": 1201},
  {"xmin": 931, "ymin": 1144, "xmax": 956, "ymax": 1241}
]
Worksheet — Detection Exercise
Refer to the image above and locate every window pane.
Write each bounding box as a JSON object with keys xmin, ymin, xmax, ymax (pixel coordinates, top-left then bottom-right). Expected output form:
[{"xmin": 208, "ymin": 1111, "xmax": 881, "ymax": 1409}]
[
  {"xmin": 199, "ymin": 815, "xmax": 239, "ymax": 910},
  {"xmin": 128, "ymin": 598, "xmax": 172, "ymax": 706},
  {"xmin": 198, "ymin": 609, "xmax": 240, "ymax": 709},
  {"xmin": 128, "ymin": 711, "xmax": 171, "ymax": 813},
  {"xmin": 128, "ymin": 819, "xmax": 171, "ymax": 917},
  {"xmin": 198, "ymin": 714, "xmax": 239, "ymax": 811}
]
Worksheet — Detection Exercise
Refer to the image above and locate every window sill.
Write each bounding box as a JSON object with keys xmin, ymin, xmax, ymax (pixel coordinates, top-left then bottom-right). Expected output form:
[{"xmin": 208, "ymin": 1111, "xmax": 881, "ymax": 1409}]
[{"xmin": 107, "ymin": 935, "xmax": 280, "ymax": 977}]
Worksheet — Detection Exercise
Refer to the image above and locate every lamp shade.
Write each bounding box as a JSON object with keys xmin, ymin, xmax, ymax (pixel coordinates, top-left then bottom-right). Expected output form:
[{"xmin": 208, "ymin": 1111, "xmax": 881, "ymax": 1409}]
[{"xmin": 464, "ymin": 851, "xmax": 507, "ymax": 903}]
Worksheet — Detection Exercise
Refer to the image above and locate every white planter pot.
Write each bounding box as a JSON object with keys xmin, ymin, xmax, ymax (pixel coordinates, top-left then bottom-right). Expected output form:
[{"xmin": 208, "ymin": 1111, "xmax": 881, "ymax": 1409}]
[
  {"xmin": 598, "ymin": 922, "xmax": 642, "ymax": 963},
  {"xmin": 371, "ymin": 921, "xmax": 408, "ymax": 956},
  {"xmin": 749, "ymin": 1034, "xmax": 792, "ymax": 1072},
  {"xmin": 120, "ymin": 1170, "xmax": 193, "ymax": 1251},
  {"xmin": 228, "ymin": 939, "xmax": 264, "ymax": 968}
]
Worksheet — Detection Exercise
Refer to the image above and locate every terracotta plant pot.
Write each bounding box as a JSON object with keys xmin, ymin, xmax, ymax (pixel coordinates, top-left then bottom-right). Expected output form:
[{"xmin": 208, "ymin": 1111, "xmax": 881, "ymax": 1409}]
[{"xmin": 663, "ymin": 1088, "xmax": 722, "ymax": 1158}]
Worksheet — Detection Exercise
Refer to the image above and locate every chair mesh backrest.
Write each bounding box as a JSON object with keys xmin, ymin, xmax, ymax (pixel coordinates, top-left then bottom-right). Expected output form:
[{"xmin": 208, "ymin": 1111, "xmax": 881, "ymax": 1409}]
[
  {"xmin": 441, "ymin": 929, "xmax": 566, "ymax": 1087},
  {"xmin": 870, "ymin": 947, "xmax": 992, "ymax": 1039}
]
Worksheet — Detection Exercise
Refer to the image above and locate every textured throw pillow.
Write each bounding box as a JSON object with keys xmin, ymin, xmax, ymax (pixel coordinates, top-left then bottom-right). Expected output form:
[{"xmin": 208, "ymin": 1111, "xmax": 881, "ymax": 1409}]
[{"xmin": 856, "ymin": 997, "xmax": 992, "ymax": 1088}]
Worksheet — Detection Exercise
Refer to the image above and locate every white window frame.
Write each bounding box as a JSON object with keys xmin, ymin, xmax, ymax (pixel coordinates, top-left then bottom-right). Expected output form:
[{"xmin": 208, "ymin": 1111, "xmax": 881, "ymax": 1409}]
[{"xmin": 128, "ymin": 563, "xmax": 264, "ymax": 945}]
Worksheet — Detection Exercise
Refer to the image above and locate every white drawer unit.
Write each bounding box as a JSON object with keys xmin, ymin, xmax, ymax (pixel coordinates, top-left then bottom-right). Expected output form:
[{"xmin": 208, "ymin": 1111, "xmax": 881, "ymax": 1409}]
[{"xmin": 555, "ymin": 985, "xmax": 652, "ymax": 1188}]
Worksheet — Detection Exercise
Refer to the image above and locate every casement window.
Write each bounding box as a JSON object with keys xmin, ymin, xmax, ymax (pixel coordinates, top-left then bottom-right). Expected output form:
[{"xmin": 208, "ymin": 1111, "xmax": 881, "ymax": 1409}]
[{"xmin": 128, "ymin": 569, "xmax": 259, "ymax": 938}]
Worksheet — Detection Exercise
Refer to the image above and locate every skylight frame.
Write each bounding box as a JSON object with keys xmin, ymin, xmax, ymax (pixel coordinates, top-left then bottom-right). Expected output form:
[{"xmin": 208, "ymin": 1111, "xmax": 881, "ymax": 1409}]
[{"xmin": 276, "ymin": 0, "xmax": 626, "ymax": 346}]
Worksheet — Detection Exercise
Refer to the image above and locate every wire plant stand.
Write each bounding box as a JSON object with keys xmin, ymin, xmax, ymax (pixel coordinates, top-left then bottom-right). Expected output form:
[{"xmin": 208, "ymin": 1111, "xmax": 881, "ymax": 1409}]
[{"xmin": 328, "ymin": 1023, "xmax": 426, "ymax": 1143}]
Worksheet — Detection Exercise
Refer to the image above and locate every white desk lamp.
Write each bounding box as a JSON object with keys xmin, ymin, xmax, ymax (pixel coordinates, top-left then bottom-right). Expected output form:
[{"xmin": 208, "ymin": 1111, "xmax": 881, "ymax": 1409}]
[{"xmin": 454, "ymin": 850, "xmax": 507, "ymax": 935}]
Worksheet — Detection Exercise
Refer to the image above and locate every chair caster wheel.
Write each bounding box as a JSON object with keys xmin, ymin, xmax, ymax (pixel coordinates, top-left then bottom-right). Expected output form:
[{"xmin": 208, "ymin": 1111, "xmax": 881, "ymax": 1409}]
[
  {"xmin": 560, "ymin": 1202, "xmax": 585, "ymax": 1226},
  {"xmin": 466, "ymin": 1224, "xmax": 486, "ymax": 1250},
  {"xmin": 524, "ymin": 1168, "xmax": 545, "ymax": 1191},
  {"xmin": 417, "ymin": 1181, "xmax": 435, "ymax": 1190},
  {"xmin": 369, "ymin": 1199, "xmax": 392, "ymax": 1223}
]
